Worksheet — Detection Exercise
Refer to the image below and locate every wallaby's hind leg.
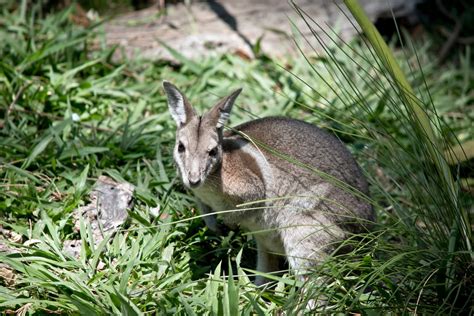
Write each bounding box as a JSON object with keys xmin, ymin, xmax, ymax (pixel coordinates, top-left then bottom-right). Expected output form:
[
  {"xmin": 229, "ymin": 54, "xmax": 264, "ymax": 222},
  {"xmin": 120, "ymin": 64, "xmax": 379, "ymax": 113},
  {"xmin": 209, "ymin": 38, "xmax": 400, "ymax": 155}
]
[
  {"xmin": 255, "ymin": 239, "xmax": 282, "ymax": 286},
  {"xmin": 280, "ymin": 225, "xmax": 341, "ymax": 311},
  {"xmin": 280, "ymin": 223, "xmax": 344, "ymax": 276}
]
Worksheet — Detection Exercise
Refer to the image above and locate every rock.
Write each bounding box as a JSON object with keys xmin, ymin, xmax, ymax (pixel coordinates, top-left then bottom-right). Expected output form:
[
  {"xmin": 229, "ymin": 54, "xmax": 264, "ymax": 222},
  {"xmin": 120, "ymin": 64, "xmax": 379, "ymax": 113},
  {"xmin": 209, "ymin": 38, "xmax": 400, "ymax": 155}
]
[
  {"xmin": 64, "ymin": 176, "xmax": 134, "ymax": 257},
  {"xmin": 0, "ymin": 227, "xmax": 22, "ymax": 255},
  {"xmin": 0, "ymin": 264, "xmax": 16, "ymax": 286},
  {"xmin": 103, "ymin": 0, "xmax": 415, "ymax": 61}
]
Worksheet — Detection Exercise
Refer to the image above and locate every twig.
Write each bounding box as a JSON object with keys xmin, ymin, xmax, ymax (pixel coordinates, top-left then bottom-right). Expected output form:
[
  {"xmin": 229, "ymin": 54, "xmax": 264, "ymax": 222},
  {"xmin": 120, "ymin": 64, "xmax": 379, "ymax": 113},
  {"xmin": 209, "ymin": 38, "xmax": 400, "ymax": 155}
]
[
  {"xmin": 4, "ymin": 83, "xmax": 32, "ymax": 127},
  {"xmin": 438, "ymin": 21, "xmax": 462, "ymax": 64},
  {"xmin": 435, "ymin": 0, "xmax": 456, "ymax": 22},
  {"xmin": 7, "ymin": 85, "xmax": 29, "ymax": 115},
  {"xmin": 456, "ymin": 36, "xmax": 474, "ymax": 45},
  {"xmin": 435, "ymin": 0, "xmax": 469, "ymax": 64},
  {"xmin": 439, "ymin": 27, "xmax": 474, "ymax": 45}
]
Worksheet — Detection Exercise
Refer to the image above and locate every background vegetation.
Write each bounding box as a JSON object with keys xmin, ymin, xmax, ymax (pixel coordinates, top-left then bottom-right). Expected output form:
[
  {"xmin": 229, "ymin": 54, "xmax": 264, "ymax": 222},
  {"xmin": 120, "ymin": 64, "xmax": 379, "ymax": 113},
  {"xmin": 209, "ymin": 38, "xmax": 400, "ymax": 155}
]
[{"xmin": 0, "ymin": 0, "xmax": 472, "ymax": 314}]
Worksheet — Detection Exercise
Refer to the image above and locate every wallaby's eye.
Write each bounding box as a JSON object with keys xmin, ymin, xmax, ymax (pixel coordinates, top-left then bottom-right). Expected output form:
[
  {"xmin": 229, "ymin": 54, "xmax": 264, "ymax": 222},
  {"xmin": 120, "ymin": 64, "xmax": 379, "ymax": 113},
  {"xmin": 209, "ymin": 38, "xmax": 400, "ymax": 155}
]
[
  {"xmin": 208, "ymin": 147, "xmax": 218, "ymax": 157},
  {"xmin": 177, "ymin": 142, "xmax": 185, "ymax": 153}
]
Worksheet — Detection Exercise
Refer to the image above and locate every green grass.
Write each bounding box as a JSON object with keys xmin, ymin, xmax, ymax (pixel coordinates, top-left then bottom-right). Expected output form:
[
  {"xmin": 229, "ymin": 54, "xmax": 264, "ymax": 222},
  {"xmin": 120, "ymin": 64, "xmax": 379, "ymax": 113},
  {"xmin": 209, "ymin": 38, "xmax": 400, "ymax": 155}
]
[{"xmin": 1, "ymin": 1, "xmax": 473, "ymax": 314}]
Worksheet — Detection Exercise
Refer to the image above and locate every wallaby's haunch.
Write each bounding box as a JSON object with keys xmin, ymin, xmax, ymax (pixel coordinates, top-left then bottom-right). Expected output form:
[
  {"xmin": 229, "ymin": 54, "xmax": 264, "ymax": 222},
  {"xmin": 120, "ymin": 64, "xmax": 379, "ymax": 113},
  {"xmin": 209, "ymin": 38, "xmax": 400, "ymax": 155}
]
[{"xmin": 163, "ymin": 81, "xmax": 374, "ymax": 284}]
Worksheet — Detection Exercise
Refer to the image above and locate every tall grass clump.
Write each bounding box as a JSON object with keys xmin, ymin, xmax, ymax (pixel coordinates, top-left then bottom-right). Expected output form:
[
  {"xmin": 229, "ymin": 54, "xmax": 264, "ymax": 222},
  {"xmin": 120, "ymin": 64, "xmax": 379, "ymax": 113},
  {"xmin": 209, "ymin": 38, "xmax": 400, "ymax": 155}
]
[{"xmin": 281, "ymin": 0, "xmax": 473, "ymax": 313}]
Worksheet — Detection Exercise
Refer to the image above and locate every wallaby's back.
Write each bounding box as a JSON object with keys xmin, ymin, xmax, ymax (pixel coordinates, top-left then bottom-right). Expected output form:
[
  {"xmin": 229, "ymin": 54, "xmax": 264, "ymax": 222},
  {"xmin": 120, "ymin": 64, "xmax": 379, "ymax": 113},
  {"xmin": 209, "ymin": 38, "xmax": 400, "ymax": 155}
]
[{"xmin": 226, "ymin": 117, "xmax": 373, "ymax": 229}]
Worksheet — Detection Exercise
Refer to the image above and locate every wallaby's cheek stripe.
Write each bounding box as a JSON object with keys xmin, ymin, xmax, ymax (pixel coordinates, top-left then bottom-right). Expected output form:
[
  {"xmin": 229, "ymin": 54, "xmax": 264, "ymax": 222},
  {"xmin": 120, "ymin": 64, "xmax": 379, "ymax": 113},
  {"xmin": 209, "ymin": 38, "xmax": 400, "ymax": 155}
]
[
  {"xmin": 236, "ymin": 139, "xmax": 273, "ymax": 188},
  {"xmin": 174, "ymin": 147, "xmax": 188, "ymax": 187}
]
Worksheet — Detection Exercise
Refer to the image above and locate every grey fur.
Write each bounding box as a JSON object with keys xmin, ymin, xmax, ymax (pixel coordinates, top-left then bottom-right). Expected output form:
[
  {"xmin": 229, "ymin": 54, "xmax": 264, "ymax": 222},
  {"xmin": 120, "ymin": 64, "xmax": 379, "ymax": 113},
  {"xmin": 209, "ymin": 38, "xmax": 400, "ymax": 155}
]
[{"xmin": 164, "ymin": 82, "xmax": 374, "ymax": 284}]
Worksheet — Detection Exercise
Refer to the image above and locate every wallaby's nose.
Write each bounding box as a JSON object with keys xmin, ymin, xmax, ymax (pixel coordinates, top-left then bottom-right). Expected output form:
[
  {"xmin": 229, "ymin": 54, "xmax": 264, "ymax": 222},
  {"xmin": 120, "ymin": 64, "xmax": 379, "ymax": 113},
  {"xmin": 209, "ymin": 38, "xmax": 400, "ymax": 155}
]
[
  {"xmin": 189, "ymin": 160, "xmax": 201, "ymax": 187},
  {"xmin": 188, "ymin": 178, "xmax": 201, "ymax": 187}
]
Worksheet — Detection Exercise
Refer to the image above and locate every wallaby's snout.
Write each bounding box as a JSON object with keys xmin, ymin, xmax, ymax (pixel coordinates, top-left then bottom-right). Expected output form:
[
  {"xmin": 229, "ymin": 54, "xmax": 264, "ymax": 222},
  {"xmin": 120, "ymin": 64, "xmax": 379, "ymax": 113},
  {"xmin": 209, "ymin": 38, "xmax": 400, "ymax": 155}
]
[
  {"xmin": 188, "ymin": 159, "xmax": 202, "ymax": 187},
  {"xmin": 188, "ymin": 178, "xmax": 201, "ymax": 187}
]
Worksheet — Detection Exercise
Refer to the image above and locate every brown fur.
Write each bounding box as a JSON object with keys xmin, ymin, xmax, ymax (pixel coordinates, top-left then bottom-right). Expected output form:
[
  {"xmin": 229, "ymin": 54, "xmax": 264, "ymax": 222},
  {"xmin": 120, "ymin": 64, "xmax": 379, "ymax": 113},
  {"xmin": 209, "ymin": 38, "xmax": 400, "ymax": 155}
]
[{"xmin": 163, "ymin": 81, "xmax": 374, "ymax": 284}]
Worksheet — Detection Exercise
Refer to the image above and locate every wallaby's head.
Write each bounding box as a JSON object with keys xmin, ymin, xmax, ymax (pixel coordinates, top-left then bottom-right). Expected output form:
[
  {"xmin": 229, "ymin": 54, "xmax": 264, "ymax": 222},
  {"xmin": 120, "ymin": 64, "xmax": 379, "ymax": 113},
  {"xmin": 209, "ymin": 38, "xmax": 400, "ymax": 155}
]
[{"xmin": 163, "ymin": 81, "xmax": 242, "ymax": 189}]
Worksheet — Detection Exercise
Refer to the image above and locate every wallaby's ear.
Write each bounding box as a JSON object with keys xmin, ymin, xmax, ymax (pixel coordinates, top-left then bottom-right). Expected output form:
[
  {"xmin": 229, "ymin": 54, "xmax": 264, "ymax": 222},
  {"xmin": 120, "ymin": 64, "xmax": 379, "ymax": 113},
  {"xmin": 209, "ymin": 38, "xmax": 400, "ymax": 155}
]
[
  {"xmin": 206, "ymin": 88, "xmax": 242, "ymax": 129},
  {"xmin": 163, "ymin": 81, "xmax": 196, "ymax": 126}
]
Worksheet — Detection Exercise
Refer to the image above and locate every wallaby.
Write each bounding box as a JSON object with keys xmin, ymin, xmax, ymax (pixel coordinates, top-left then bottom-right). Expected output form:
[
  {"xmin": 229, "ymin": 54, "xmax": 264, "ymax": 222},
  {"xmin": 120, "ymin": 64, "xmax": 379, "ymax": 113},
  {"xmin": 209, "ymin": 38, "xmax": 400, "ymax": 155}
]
[{"xmin": 163, "ymin": 81, "xmax": 374, "ymax": 284}]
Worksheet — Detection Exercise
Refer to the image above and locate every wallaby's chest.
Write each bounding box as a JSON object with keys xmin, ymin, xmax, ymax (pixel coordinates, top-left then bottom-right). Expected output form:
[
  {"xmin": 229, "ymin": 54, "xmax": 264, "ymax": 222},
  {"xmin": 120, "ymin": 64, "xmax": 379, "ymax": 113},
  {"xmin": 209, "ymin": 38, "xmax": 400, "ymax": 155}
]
[
  {"xmin": 192, "ymin": 186, "xmax": 236, "ymax": 214},
  {"xmin": 192, "ymin": 180, "xmax": 263, "ymax": 228}
]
